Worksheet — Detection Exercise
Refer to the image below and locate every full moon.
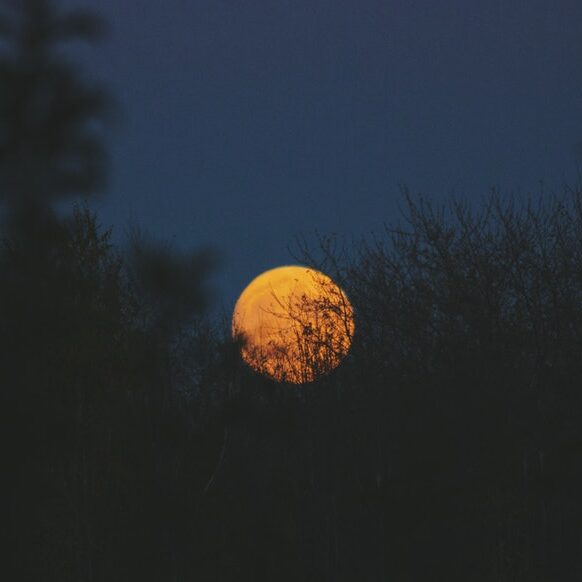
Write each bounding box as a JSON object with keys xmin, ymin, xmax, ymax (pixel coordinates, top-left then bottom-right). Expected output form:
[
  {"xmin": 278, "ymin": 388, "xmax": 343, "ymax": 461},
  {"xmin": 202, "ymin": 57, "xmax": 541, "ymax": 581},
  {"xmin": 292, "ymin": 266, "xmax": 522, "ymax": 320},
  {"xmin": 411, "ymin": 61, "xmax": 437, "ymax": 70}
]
[{"xmin": 232, "ymin": 265, "xmax": 355, "ymax": 384}]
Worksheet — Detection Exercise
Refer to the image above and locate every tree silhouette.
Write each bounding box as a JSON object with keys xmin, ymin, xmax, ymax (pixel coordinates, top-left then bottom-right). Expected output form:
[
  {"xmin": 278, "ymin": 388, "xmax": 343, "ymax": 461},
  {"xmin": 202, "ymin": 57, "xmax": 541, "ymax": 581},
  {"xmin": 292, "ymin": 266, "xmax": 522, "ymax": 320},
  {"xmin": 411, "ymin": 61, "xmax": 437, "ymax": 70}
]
[
  {"xmin": 0, "ymin": 0, "xmax": 109, "ymax": 211},
  {"xmin": 292, "ymin": 190, "xmax": 582, "ymax": 580},
  {"xmin": 0, "ymin": 5, "xmax": 221, "ymax": 581}
]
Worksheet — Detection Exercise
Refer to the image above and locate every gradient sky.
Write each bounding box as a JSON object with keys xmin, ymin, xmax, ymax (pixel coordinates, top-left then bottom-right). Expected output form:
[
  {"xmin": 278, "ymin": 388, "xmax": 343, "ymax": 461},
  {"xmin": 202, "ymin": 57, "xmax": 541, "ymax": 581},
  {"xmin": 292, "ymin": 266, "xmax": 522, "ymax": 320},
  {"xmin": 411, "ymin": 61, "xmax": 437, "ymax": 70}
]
[{"xmin": 62, "ymin": 0, "xmax": 582, "ymax": 306}]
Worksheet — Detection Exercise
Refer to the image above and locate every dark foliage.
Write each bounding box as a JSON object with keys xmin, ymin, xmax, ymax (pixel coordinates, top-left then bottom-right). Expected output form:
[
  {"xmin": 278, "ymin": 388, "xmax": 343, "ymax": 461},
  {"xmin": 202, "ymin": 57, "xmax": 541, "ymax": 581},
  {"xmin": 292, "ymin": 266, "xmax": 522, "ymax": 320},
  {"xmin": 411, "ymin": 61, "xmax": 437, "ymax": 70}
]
[{"xmin": 0, "ymin": 0, "xmax": 109, "ymax": 207}]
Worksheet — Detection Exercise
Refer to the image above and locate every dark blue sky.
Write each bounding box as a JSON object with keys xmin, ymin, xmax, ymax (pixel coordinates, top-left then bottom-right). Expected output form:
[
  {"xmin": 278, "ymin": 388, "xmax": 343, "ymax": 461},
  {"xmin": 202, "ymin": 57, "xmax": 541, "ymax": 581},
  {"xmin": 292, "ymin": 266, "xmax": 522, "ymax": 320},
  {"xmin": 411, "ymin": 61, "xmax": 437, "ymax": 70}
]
[{"xmin": 64, "ymin": 0, "xmax": 582, "ymax": 306}]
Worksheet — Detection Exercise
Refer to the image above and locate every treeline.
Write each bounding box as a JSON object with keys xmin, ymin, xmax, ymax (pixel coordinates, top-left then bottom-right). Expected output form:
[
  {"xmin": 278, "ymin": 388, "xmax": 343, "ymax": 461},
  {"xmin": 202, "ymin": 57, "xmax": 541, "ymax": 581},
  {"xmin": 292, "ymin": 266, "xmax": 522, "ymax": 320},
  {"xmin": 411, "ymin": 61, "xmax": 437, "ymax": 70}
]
[
  {"xmin": 3, "ymin": 1, "xmax": 582, "ymax": 581},
  {"xmin": 7, "ymin": 193, "xmax": 582, "ymax": 581},
  {"xmin": 296, "ymin": 193, "xmax": 582, "ymax": 581}
]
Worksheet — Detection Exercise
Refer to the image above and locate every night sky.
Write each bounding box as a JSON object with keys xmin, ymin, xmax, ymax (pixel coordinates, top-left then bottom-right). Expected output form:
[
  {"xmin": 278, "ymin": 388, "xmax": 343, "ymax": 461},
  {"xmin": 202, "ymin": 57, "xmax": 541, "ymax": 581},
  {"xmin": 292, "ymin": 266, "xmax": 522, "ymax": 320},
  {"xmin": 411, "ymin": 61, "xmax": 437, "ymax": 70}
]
[{"xmin": 64, "ymin": 0, "xmax": 582, "ymax": 306}]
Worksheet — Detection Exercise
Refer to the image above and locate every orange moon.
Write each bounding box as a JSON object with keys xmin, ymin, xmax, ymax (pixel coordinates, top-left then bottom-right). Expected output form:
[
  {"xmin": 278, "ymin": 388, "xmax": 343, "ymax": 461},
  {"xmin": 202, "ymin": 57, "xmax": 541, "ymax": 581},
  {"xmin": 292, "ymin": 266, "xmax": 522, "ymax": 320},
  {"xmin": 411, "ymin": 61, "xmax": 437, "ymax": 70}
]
[{"xmin": 232, "ymin": 265, "xmax": 355, "ymax": 384}]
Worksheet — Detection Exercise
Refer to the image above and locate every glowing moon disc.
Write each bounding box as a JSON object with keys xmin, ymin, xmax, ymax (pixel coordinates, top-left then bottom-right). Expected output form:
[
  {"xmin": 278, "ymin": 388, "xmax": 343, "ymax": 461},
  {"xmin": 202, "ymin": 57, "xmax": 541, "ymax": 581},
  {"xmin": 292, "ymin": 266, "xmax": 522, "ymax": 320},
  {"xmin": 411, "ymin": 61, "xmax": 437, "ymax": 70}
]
[{"xmin": 232, "ymin": 265, "xmax": 355, "ymax": 384}]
